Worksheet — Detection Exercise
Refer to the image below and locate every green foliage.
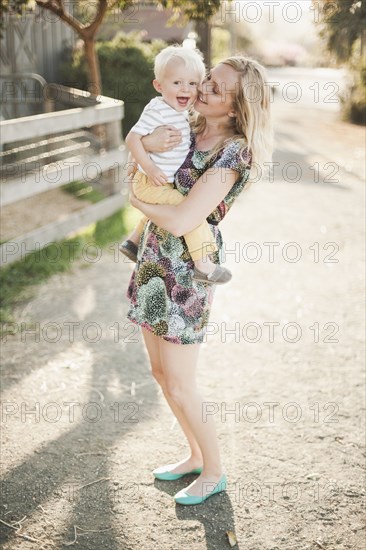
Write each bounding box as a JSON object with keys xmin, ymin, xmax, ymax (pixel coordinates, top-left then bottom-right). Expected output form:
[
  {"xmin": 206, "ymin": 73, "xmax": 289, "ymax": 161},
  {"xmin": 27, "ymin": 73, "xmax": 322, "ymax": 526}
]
[
  {"xmin": 62, "ymin": 180, "xmax": 106, "ymax": 203},
  {"xmin": 71, "ymin": 0, "xmax": 134, "ymax": 26},
  {"xmin": 340, "ymin": 39, "xmax": 366, "ymax": 125},
  {"xmin": 0, "ymin": 0, "xmax": 28, "ymax": 34},
  {"xmin": 60, "ymin": 31, "xmax": 167, "ymax": 137},
  {"xmin": 0, "ymin": 0, "xmax": 27, "ymax": 14},
  {"xmin": 1, "ymin": 0, "xmax": 224, "ymax": 36},
  {"xmin": 156, "ymin": 0, "xmax": 223, "ymax": 20},
  {"xmin": 315, "ymin": 0, "xmax": 366, "ymax": 125},
  {"xmin": 317, "ymin": 0, "xmax": 366, "ymax": 62}
]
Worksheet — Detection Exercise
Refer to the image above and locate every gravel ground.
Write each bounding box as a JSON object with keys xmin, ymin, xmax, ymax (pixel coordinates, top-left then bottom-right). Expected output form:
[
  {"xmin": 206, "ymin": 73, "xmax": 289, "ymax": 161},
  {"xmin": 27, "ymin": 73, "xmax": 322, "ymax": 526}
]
[
  {"xmin": 0, "ymin": 97, "xmax": 365, "ymax": 550},
  {"xmin": 0, "ymin": 188, "xmax": 94, "ymax": 243}
]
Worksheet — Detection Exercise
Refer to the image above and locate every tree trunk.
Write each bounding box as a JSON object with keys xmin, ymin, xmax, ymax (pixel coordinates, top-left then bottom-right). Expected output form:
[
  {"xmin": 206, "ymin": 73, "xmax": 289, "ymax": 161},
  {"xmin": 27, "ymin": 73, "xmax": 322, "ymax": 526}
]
[
  {"xmin": 35, "ymin": 0, "xmax": 107, "ymax": 144},
  {"xmin": 35, "ymin": 0, "xmax": 105, "ymax": 97},
  {"xmin": 195, "ymin": 20, "xmax": 212, "ymax": 68},
  {"xmin": 82, "ymin": 35, "xmax": 105, "ymax": 145},
  {"xmin": 84, "ymin": 37, "xmax": 102, "ymax": 97}
]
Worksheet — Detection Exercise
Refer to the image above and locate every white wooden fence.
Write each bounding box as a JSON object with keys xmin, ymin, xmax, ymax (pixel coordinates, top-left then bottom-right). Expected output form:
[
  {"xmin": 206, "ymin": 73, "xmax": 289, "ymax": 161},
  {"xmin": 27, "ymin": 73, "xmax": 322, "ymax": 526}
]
[
  {"xmin": 0, "ymin": 10, "xmax": 76, "ymax": 88},
  {"xmin": 0, "ymin": 85, "xmax": 129, "ymax": 266}
]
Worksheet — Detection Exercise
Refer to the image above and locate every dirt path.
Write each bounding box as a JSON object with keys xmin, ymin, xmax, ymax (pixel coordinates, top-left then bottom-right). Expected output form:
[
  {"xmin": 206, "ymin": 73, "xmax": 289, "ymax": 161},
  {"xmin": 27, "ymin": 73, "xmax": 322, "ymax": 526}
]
[{"xmin": 0, "ymin": 99, "xmax": 365, "ymax": 550}]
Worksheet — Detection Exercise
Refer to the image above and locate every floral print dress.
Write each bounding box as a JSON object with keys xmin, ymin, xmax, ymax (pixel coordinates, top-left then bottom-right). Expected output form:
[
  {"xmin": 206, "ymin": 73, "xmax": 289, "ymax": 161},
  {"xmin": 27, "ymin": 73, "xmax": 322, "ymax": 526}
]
[{"xmin": 126, "ymin": 133, "xmax": 252, "ymax": 345}]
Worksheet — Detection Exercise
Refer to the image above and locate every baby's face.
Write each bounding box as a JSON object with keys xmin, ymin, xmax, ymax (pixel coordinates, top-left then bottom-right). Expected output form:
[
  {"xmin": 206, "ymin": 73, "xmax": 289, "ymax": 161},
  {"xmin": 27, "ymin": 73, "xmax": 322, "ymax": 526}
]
[{"xmin": 155, "ymin": 58, "xmax": 201, "ymax": 112}]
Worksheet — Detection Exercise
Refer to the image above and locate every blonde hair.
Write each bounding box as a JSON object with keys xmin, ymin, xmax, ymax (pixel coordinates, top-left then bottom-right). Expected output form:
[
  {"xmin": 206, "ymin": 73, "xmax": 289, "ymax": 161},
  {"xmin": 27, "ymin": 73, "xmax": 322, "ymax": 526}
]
[
  {"xmin": 192, "ymin": 56, "xmax": 274, "ymax": 180},
  {"xmin": 154, "ymin": 45, "xmax": 206, "ymax": 83}
]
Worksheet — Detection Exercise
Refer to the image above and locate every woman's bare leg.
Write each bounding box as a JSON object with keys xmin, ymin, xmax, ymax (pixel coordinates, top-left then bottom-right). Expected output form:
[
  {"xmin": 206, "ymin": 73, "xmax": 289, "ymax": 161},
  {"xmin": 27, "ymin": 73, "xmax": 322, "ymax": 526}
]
[
  {"xmin": 159, "ymin": 338, "xmax": 224, "ymax": 496},
  {"xmin": 141, "ymin": 328, "xmax": 203, "ymax": 471}
]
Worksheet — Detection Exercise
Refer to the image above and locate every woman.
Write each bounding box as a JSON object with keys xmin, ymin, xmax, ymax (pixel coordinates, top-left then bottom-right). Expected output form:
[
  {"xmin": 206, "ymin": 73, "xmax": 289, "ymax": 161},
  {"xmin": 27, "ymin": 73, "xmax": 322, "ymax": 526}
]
[{"xmin": 126, "ymin": 56, "xmax": 273, "ymax": 505}]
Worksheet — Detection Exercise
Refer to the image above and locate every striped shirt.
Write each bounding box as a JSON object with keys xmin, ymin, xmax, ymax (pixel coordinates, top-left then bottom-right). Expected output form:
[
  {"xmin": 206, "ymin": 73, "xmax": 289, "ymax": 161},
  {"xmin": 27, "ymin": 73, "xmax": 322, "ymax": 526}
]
[{"xmin": 130, "ymin": 96, "xmax": 190, "ymax": 183}]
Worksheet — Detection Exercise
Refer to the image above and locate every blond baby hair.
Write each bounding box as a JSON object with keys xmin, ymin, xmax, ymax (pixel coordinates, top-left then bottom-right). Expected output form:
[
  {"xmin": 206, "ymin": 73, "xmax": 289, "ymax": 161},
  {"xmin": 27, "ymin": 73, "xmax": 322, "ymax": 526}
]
[{"xmin": 154, "ymin": 45, "xmax": 206, "ymax": 83}]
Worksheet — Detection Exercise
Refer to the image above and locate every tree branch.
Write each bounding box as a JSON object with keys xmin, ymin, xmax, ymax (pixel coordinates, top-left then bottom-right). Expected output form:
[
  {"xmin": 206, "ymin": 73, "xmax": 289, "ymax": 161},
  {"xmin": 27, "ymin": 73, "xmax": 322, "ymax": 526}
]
[
  {"xmin": 35, "ymin": 0, "xmax": 84, "ymax": 36},
  {"xmin": 83, "ymin": 0, "xmax": 108, "ymax": 39}
]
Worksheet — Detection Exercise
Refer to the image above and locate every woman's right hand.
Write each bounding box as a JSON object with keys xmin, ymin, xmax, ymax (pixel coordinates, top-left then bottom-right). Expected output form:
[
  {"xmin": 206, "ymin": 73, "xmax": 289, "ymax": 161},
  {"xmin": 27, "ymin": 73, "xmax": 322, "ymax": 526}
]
[{"xmin": 142, "ymin": 125, "xmax": 182, "ymax": 153}]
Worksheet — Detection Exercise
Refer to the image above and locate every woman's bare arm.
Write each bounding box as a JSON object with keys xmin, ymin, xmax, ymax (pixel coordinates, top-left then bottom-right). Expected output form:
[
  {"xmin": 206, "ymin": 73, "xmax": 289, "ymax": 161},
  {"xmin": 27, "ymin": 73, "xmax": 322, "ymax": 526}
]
[
  {"xmin": 130, "ymin": 167, "xmax": 238, "ymax": 237},
  {"xmin": 126, "ymin": 152, "xmax": 137, "ymax": 177}
]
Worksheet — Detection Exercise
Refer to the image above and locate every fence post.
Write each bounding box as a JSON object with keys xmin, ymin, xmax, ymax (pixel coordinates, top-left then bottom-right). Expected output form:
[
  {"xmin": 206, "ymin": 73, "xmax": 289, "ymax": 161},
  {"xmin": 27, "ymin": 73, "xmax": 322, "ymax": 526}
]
[{"xmin": 102, "ymin": 120, "xmax": 124, "ymax": 195}]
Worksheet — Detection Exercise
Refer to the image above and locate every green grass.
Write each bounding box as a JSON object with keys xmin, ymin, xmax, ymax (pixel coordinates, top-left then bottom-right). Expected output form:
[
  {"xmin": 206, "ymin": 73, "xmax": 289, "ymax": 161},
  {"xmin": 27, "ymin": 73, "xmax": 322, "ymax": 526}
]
[
  {"xmin": 61, "ymin": 180, "xmax": 106, "ymax": 204},
  {"xmin": 0, "ymin": 205, "xmax": 140, "ymax": 335}
]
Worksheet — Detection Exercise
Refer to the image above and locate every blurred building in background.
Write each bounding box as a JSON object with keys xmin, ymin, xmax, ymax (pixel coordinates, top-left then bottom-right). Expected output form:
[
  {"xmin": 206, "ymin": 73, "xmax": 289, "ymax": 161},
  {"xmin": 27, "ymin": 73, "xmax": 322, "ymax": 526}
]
[{"xmin": 100, "ymin": 1, "xmax": 192, "ymax": 43}]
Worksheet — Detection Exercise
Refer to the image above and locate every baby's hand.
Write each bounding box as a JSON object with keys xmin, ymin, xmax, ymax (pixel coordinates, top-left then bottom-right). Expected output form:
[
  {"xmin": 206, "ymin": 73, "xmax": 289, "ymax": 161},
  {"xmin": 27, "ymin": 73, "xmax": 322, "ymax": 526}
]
[
  {"xmin": 146, "ymin": 165, "xmax": 169, "ymax": 186},
  {"xmin": 142, "ymin": 125, "xmax": 182, "ymax": 152}
]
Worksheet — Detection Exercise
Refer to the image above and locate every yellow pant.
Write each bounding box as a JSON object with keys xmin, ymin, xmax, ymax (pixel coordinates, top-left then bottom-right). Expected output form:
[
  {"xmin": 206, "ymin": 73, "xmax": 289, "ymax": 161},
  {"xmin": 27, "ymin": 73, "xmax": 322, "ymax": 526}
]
[{"xmin": 133, "ymin": 170, "xmax": 217, "ymax": 261}]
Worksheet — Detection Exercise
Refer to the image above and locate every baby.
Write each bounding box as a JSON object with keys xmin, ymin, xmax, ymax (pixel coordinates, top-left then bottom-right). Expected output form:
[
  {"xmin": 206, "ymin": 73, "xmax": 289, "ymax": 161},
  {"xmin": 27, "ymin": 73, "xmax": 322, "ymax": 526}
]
[{"xmin": 119, "ymin": 45, "xmax": 232, "ymax": 285}]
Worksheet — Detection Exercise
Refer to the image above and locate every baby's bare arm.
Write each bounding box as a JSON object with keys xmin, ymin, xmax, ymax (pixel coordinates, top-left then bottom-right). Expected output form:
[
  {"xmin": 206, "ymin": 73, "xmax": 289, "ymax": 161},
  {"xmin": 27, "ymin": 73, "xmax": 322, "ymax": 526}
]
[{"xmin": 125, "ymin": 131, "xmax": 168, "ymax": 186}]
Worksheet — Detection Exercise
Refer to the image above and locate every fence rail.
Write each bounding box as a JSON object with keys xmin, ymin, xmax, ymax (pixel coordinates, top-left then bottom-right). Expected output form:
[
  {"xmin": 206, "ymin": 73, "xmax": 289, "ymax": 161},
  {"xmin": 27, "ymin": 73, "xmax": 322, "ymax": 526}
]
[{"xmin": 0, "ymin": 85, "xmax": 129, "ymax": 266}]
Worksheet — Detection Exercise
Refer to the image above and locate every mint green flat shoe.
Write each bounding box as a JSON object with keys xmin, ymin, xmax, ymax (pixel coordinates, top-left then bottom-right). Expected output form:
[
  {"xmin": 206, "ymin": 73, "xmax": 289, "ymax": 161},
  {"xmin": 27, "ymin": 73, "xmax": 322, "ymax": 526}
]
[
  {"xmin": 174, "ymin": 474, "xmax": 227, "ymax": 505},
  {"xmin": 153, "ymin": 465, "xmax": 203, "ymax": 481}
]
